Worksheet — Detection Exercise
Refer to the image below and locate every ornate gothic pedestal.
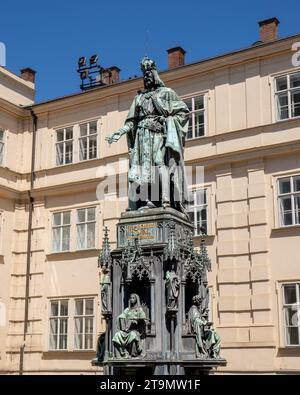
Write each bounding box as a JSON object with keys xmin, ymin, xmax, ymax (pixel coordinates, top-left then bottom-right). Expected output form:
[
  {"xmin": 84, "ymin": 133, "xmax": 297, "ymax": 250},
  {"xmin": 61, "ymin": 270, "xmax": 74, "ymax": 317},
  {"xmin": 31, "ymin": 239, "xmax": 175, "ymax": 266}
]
[{"xmin": 93, "ymin": 207, "xmax": 226, "ymax": 375}]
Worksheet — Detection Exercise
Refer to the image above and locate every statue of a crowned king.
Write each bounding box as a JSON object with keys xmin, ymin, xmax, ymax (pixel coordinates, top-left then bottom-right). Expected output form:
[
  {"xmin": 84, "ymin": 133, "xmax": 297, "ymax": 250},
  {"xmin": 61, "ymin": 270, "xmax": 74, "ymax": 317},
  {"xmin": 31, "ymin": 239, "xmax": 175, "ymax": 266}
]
[{"xmin": 106, "ymin": 56, "xmax": 190, "ymax": 213}]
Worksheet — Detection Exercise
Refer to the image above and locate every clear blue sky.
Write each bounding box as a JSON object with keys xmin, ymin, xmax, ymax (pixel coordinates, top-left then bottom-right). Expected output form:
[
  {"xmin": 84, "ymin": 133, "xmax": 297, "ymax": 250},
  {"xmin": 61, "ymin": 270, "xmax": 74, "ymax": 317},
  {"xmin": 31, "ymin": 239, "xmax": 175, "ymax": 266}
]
[{"xmin": 1, "ymin": 0, "xmax": 300, "ymax": 102}]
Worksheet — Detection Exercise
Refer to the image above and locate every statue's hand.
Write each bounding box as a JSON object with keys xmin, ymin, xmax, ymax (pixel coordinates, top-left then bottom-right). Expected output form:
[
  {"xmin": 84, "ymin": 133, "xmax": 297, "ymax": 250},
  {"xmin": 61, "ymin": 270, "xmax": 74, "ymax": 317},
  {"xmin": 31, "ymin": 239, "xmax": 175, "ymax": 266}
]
[{"xmin": 105, "ymin": 131, "xmax": 121, "ymax": 144}]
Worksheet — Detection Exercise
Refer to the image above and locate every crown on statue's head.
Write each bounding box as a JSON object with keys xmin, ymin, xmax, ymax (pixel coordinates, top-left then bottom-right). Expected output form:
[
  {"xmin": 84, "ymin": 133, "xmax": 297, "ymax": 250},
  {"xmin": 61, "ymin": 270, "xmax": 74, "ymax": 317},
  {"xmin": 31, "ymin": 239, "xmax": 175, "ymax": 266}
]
[{"xmin": 140, "ymin": 56, "xmax": 157, "ymax": 73}]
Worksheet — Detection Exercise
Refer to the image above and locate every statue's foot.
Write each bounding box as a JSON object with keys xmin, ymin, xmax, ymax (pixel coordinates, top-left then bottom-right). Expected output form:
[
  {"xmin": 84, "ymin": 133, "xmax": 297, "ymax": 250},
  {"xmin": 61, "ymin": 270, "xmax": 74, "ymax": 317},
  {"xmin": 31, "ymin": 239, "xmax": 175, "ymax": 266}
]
[
  {"xmin": 162, "ymin": 198, "xmax": 170, "ymax": 209},
  {"xmin": 146, "ymin": 200, "xmax": 156, "ymax": 208}
]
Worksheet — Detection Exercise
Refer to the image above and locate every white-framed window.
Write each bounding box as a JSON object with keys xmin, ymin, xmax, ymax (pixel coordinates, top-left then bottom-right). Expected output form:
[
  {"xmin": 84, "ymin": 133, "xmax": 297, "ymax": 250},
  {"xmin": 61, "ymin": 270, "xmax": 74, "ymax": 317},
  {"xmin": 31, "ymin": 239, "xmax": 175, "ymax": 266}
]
[
  {"xmin": 49, "ymin": 300, "xmax": 68, "ymax": 350},
  {"xmin": 79, "ymin": 121, "xmax": 98, "ymax": 161},
  {"xmin": 282, "ymin": 283, "xmax": 300, "ymax": 346},
  {"xmin": 275, "ymin": 72, "xmax": 300, "ymax": 121},
  {"xmin": 278, "ymin": 176, "xmax": 300, "ymax": 227},
  {"xmin": 187, "ymin": 189, "xmax": 207, "ymax": 235},
  {"xmin": 56, "ymin": 127, "xmax": 73, "ymax": 165},
  {"xmin": 52, "ymin": 211, "xmax": 71, "ymax": 252},
  {"xmin": 0, "ymin": 130, "xmax": 4, "ymax": 165},
  {"xmin": 76, "ymin": 207, "xmax": 96, "ymax": 250},
  {"xmin": 184, "ymin": 96, "xmax": 205, "ymax": 139},
  {"xmin": 74, "ymin": 298, "xmax": 94, "ymax": 350}
]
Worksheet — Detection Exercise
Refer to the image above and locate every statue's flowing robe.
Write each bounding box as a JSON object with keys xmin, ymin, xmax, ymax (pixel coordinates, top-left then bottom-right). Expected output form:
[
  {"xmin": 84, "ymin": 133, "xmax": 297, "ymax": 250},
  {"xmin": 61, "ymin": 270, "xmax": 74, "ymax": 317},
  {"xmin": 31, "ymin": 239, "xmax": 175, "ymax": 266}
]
[
  {"xmin": 122, "ymin": 87, "xmax": 189, "ymax": 209},
  {"xmin": 112, "ymin": 306, "xmax": 146, "ymax": 357}
]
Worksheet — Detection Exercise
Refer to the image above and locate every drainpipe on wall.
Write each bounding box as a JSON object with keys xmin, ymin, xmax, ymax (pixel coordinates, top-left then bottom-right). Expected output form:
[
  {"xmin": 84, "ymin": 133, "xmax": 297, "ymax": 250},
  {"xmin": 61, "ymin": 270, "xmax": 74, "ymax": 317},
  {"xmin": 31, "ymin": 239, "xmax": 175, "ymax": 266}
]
[{"xmin": 19, "ymin": 108, "xmax": 37, "ymax": 375}]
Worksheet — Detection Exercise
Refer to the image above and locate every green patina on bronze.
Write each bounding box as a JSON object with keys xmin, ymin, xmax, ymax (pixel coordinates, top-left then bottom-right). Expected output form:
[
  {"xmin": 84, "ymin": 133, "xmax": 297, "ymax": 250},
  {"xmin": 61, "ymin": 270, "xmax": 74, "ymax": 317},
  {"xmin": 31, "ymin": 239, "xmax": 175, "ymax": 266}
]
[
  {"xmin": 112, "ymin": 294, "xmax": 147, "ymax": 358},
  {"xmin": 106, "ymin": 57, "xmax": 189, "ymax": 212}
]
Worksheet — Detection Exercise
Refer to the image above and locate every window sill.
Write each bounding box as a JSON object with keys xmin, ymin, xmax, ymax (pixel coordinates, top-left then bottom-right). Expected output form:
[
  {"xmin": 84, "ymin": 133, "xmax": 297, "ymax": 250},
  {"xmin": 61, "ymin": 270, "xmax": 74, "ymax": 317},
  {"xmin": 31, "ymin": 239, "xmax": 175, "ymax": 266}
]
[
  {"xmin": 186, "ymin": 135, "xmax": 206, "ymax": 143},
  {"xmin": 271, "ymin": 225, "xmax": 300, "ymax": 236},
  {"xmin": 54, "ymin": 157, "xmax": 100, "ymax": 170},
  {"xmin": 46, "ymin": 249, "xmax": 99, "ymax": 260},
  {"xmin": 278, "ymin": 345, "xmax": 300, "ymax": 349},
  {"xmin": 43, "ymin": 350, "xmax": 95, "ymax": 357},
  {"xmin": 275, "ymin": 114, "xmax": 300, "ymax": 124}
]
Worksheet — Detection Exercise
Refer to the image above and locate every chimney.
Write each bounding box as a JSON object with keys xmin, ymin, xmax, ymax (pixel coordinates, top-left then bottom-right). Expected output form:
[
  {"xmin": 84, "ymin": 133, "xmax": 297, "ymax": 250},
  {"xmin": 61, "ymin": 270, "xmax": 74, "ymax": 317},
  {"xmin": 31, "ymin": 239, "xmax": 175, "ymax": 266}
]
[
  {"xmin": 108, "ymin": 66, "xmax": 120, "ymax": 83},
  {"xmin": 20, "ymin": 67, "xmax": 36, "ymax": 83},
  {"xmin": 101, "ymin": 66, "xmax": 120, "ymax": 85},
  {"xmin": 258, "ymin": 17, "xmax": 280, "ymax": 43},
  {"xmin": 167, "ymin": 47, "xmax": 186, "ymax": 69}
]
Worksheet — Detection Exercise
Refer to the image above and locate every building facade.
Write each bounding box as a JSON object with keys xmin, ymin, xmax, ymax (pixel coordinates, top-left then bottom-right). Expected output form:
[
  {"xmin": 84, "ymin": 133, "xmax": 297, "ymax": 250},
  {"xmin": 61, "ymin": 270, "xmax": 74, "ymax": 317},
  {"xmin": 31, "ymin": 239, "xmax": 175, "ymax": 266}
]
[{"xmin": 1, "ymin": 18, "xmax": 300, "ymax": 374}]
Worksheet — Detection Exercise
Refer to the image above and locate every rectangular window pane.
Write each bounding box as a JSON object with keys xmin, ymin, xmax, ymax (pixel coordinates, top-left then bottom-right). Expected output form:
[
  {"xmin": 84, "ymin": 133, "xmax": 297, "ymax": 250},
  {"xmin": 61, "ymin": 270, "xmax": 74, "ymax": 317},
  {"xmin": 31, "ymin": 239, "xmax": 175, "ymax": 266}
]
[
  {"xmin": 89, "ymin": 135, "xmax": 97, "ymax": 159},
  {"xmin": 279, "ymin": 179, "xmax": 291, "ymax": 194},
  {"xmin": 276, "ymin": 76, "xmax": 288, "ymax": 91},
  {"xmin": 63, "ymin": 211, "xmax": 70, "ymax": 225},
  {"xmin": 60, "ymin": 300, "xmax": 68, "ymax": 316},
  {"xmin": 85, "ymin": 334, "xmax": 93, "ymax": 350},
  {"xmin": 74, "ymin": 332, "xmax": 82, "ymax": 350},
  {"xmin": 85, "ymin": 299, "xmax": 94, "ymax": 315},
  {"xmin": 277, "ymin": 93, "xmax": 289, "ymax": 120},
  {"xmin": 196, "ymin": 190, "xmax": 206, "ymax": 205},
  {"xmin": 194, "ymin": 96, "xmax": 204, "ymax": 111},
  {"xmin": 0, "ymin": 142, "xmax": 4, "ymax": 165},
  {"xmin": 75, "ymin": 300, "xmax": 84, "ymax": 316},
  {"xmin": 50, "ymin": 302, "xmax": 59, "ymax": 317},
  {"xmin": 194, "ymin": 112, "xmax": 204, "ymax": 137},
  {"xmin": 85, "ymin": 317, "xmax": 93, "ymax": 333},
  {"xmin": 80, "ymin": 124, "xmax": 88, "ymax": 137},
  {"xmin": 284, "ymin": 285, "xmax": 297, "ymax": 304},
  {"xmin": 290, "ymin": 73, "xmax": 300, "ymax": 89},
  {"xmin": 187, "ymin": 114, "xmax": 193, "ymax": 139},
  {"xmin": 52, "ymin": 227, "xmax": 61, "ymax": 252},
  {"xmin": 294, "ymin": 177, "xmax": 300, "ymax": 192},
  {"xmin": 89, "ymin": 121, "xmax": 97, "ymax": 134},
  {"xmin": 280, "ymin": 197, "xmax": 292, "ymax": 212},
  {"xmin": 77, "ymin": 224, "xmax": 85, "ymax": 249},
  {"xmin": 49, "ymin": 334, "xmax": 57, "ymax": 350},
  {"xmin": 291, "ymin": 90, "xmax": 300, "ymax": 118},
  {"xmin": 65, "ymin": 141, "xmax": 73, "ymax": 164},
  {"xmin": 56, "ymin": 130, "xmax": 64, "ymax": 142},
  {"xmin": 77, "ymin": 209, "xmax": 86, "ymax": 223},
  {"xmin": 60, "ymin": 318, "xmax": 68, "ymax": 334},
  {"xmin": 62, "ymin": 226, "xmax": 70, "ymax": 251},
  {"xmin": 79, "ymin": 137, "xmax": 87, "ymax": 161},
  {"xmin": 65, "ymin": 128, "xmax": 73, "ymax": 140},
  {"xmin": 283, "ymin": 212, "xmax": 293, "ymax": 226},
  {"xmin": 87, "ymin": 223, "xmax": 95, "ymax": 248},
  {"xmin": 56, "ymin": 143, "xmax": 64, "ymax": 165},
  {"xmin": 286, "ymin": 326, "xmax": 299, "ymax": 345},
  {"xmin": 87, "ymin": 207, "xmax": 96, "ymax": 221},
  {"xmin": 59, "ymin": 334, "xmax": 67, "ymax": 350},
  {"xmin": 53, "ymin": 213, "xmax": 62, "ymax": 226},
  {"xmin": 285, "ymin": 307, "xmax": 298, "ymax": 326},
  {"xmin": 50, "ymin": 319, "xmax": 58, "ymax": 336},
  {"xmin": 185, "ymin": 98, "xmax": 192, "ymax": 111},
  {"xmin": 75, "ymin": 317, "xmax": 83, "ymax": 334}
]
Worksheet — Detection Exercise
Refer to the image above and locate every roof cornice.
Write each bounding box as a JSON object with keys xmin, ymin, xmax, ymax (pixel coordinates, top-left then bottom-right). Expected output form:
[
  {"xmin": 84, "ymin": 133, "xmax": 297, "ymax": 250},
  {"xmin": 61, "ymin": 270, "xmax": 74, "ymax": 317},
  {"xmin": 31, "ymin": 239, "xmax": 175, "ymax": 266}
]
[
  {"xmin": 30, "ymin": 33, "xmax": 300, "ymax": 114},
  {"xmin": 0, "ymin": 97, "xmax": 29, "ymax": 118}
]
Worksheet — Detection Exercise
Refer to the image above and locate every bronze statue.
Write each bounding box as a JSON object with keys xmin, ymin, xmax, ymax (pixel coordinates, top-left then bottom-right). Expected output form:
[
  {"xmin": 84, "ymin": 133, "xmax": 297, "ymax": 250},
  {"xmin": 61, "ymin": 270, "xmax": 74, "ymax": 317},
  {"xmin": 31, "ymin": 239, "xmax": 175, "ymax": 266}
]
[
  {"xmin": 112, "ymin": 293, "xmax": 147, "ymax": 358},
  {"xmin": 187, "ymin": 295, "xmax": 221, "ymax": 359},
  {"xmin": 165, "ymin": 264, "xmax": 180, "ymax": 311},
  {"xmin": 100, "ymin": 267, "xmax": 111, "ymax": 314},
  {"xmin": 106, "ymin": 57, "xmax": 189, "ymax": 212}
]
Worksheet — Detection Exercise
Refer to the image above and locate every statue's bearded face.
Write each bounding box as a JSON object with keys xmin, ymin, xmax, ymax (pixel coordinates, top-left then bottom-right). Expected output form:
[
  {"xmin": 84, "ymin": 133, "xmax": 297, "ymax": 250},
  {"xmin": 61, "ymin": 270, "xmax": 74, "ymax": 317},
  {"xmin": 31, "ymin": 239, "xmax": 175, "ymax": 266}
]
[{"xmin": 143, "ymin": 70, "xmax": 154, "ymax": 89}]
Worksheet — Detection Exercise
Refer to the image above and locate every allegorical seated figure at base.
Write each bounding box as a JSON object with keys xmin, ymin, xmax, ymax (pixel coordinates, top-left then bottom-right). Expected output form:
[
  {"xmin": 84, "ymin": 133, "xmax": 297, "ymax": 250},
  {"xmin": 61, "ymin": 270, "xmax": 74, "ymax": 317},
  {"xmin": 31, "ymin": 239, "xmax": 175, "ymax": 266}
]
[
  {"xmin": 112, "ymin": 293, "xmax": 147, "ymax": 359},
  {"xmin": 187, "ymin": 295, "xmax": 221, "ymax": 359}
]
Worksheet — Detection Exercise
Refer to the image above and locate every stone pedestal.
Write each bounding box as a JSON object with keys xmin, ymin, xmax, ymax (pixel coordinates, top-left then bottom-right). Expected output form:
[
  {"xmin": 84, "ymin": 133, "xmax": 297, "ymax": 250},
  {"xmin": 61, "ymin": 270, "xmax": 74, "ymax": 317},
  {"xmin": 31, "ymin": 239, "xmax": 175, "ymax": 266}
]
[{"xmin": 94, "ymin": 207, "xmax": 226, "ymax": 375}]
